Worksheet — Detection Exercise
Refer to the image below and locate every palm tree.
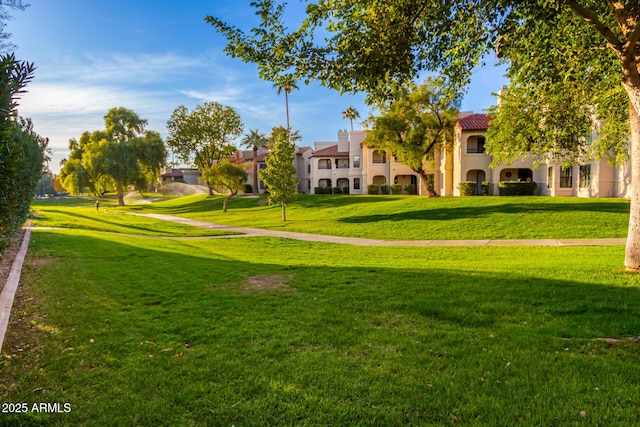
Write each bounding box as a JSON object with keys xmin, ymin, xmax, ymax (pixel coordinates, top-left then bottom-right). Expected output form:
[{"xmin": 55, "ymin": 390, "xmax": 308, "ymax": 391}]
[
  {"xmin": 342, "ymin": 105, "xmax": 360, "ymax": 131},
  {"xmin": 274, "ymin": 77, "xmax": 299, "ymax": 133},
  {"xmin": 241, "ymin": 129, "xmax": 269, "ymax": 193}
]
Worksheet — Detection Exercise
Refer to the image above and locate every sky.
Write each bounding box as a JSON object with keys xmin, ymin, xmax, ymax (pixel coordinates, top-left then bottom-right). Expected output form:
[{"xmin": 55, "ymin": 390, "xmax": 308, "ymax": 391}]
[{"xmin": 6, "ymin": 0, "xmax": 509, "ymax": 173}]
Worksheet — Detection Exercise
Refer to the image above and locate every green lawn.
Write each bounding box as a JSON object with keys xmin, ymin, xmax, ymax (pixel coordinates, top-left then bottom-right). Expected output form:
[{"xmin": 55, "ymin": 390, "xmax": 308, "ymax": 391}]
[
  {"xmin": 122, "ymin": 194, "xmax": 631, "ymax": 240},
  {"xmin": 30, "ymin": 198, "xmax": 235, "ymax": 237},
  {"xmin": 1, "ymin": 202, "xmax": 639, "ymax": 425}
]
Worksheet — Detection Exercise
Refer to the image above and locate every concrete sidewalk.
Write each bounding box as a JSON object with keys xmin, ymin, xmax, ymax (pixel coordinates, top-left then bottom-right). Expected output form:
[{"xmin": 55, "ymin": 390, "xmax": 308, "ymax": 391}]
[{"xmin": 133, "ymin": 213, "xmax": 627, "ymax": 247}]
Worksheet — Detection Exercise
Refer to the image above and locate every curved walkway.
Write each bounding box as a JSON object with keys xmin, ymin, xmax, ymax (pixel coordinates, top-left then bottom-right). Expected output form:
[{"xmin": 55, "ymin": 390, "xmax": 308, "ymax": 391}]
[{"xmin": 133, "ymin": 213, "xmax": 627, "ymax": 247}]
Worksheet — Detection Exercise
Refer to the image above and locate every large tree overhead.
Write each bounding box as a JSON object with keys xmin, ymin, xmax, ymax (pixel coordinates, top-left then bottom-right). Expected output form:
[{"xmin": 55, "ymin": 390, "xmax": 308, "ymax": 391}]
[
  {"xmin": 365, "ymin": 79, "xmax": 459, "ymax": 196},
  {"xmin": 166, "ymin": 102, "xmax": 243, "ymax": 194},
  {"xmin": 207, "ymin": 2, "xmax": 640, "ymax": 271}
]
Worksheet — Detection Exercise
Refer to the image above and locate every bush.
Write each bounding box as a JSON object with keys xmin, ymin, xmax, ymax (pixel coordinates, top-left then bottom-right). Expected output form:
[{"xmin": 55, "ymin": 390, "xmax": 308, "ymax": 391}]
[
  {"xmin": 498, "ymin": 180, "xmax": 537, "ymax": 196},
  {"xmin": 481, "ymin": 181, "xmax": 490, "ymax": 196},
  {"xmin": 244, "ymin": 184, "xmax": 253, "ymax": 193},
  {"xmin": 390, "ymin": 184, "xmax": 402, "ymax": 195},
  {"xmin": 380, "ymin": 185, "xmax": 390, "ymax": 194},
  {"xmin": 342, "ymin": 186, "xmax": 350, "ymax": 195},
  {"xmin": 458, "ymin": 181, "xmax": 476, "ymax": 196},
  {"xmin": 314, "ymin": 186, "xmax": 332, "ymax": 194},
  {"xmin": 367, "ymin": 184, "xmax": 379, "ymax": 195},
  {"xmin": 332, "ymin": 187, "xmax": 343, "ymax": 194},
  {"xmin": 405, "ymin": 184, "xmax": 417, "ymax": 195}
]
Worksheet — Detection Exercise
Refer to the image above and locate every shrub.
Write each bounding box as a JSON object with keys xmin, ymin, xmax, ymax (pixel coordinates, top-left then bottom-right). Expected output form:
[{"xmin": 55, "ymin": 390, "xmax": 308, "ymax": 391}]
[
  {"xmin": 367, "ymin": 184, "xmax": 379, "ymax": 195},
  {"xmin": 314, "ymin": 187, "xmax": 329, "ymax": 194},
  {"xmin": 342, "ymin": 186, "xmax": 350, "ymax": 195},
  {"xmin": 390, "ymin": 184, "xmax": 402, "ymax": 195},
  {"xmin": 405, "ymin": 184, "xmax": 417, "ymax": 195},
  {"xmin": 498, "ymin": 180, "xmax": 537, "ymax": 196},
  {"xmin": 244, "ymin": 184, "xmax": 253, "ymax": 193},
  {"xmin": 458, "ymin": 181, "xmax": 476, "ymax": 196},
  {"xmin": 332, "ymin": 187, "xmax": 343, "ymax": 194},
  {"xmin": 381, "ymin": 185, "xmax": 390, "ymax": 194},
  {"xmin": 481, "ymin": 181, "xmax": 490, "ymax": 196}
]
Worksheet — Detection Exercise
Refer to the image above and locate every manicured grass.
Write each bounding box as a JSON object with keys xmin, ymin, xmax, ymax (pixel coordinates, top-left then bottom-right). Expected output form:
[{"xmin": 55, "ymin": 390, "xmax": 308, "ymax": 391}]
[
  {"xmin": 30, "ymin": 199, "xmax": 235, "ymax": 237},
  {"xmin": 122, "ymin": 194, "xmax": 631, "ymax": 240},
  {"xmin": 1, "ymin": 223, "xmax": 639, "ymax": 425}
]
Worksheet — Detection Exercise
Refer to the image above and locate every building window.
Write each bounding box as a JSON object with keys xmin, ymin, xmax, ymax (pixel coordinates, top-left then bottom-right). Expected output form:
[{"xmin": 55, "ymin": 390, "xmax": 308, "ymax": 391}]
[
  {"xmin": 259, "ymin": 180, "xmax": 265, "ymax": 190},
  {"xmin": 336, "ymin": 159, "xmax": 349, "ymax": 169},
  {"xmin": 467, "ymin": 136, "xmax": 486, "ymax": 154},
  {"xmin": 560, "ymin": 166, "xmax": 573, "ymax": 188},
  {"xmin": 307, "ymin": 181, "xmax": 311, "ymax": 190},
  {"xmin": 579, "ymin": 165, "xmax": 591, "ymax": 188},
  {"xmin": 307, "ymin": 164, "xmax": 311, "ymax": 173},
  {"xmin": 259, "ymin": 163, "xmax": 267, "ymax": 170},
  {"xmin": 318, "ymin": 159, "xmax": 331, "ymax": 169},
  {"xmin": 353, "ymin": 155, "xmax": 361, "ymax": 168},
  {"xmin": 547, "ymin": 167, "xmax": 553, "ymax": 188},
  {"xmin": 372, "ymin": 150, "xmax": 387, "ymax": 164},
  {"xmin": 353, "ymin": 178, "xmax": 360, "ymax": 190}
]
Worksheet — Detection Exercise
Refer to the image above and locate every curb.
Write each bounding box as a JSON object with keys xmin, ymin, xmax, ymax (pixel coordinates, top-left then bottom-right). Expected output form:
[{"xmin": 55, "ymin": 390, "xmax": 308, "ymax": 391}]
[{"xmin": 0, "ymin": 226, "xmax": 32, "ymax": 353}]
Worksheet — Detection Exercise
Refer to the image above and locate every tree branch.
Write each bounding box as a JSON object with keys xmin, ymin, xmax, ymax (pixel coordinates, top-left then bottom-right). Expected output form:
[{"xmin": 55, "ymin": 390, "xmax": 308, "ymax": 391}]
[
  {"xmin": 563, "ymin": 0, "xmax": 624, "ymax": 54},
  {"xmin": 625, "ymin": 21, "xmax": 640, "ymax": 58}
]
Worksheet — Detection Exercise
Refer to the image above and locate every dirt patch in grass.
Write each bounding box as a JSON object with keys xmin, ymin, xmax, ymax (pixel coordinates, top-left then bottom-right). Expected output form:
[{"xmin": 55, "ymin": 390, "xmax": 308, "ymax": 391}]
[
  {"xmin": 24, "ymin": 257, "xmax": 56, "ymax": 268},
  {"xmin": 241, "ymin": 274, "xmax": 296, "ymax": 294}
]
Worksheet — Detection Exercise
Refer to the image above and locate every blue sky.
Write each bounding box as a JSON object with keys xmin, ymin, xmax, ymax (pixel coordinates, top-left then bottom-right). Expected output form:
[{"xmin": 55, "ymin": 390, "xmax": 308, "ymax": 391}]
[{"xmin": 7, "ymin": 0, "xmax": 508, "ymax": 173}]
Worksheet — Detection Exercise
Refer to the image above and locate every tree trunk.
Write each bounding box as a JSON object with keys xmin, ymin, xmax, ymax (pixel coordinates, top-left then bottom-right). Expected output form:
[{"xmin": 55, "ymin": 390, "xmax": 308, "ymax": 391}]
[
  {"xmin": 116, "ymin": 181, "xmax": 125, "ymax": 206},
  {"xmin": 207, "ymin": 183, "xmax": 214, "ymax": 196},
  {"xmin": 624, "ymin": 97, "xmax": 640, "ymax": 271},
  {"xmin": 223, "ymin": 196, "xmax": 229, "ymax": 212},
  {"xmin": 417, "ymin": 168, "xmax": 438, "ymax": 197},
  {"xmin": 282, "ymin": 203, "xmax": 287, "ymax": 221},
  {"xmin": 253, "ymin": 146, "xmax": 259, "ymax": 193}
]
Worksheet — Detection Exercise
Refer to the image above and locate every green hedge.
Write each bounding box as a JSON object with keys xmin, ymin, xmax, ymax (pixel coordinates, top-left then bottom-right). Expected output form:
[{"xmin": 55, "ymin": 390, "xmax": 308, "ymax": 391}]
[
  {"xmin": 390, "ymin": 184, "xmax": 402, "ymax": 195},
  {"xmin": 380, "ymin": 185, "xmax": 389, "ymax": 194},
  {"xmin": 498, "ymin": 180, "xmax": 537, "ymax": 196},
  {"xmin": 0, "ymin": 56, "xmax": 44, "ymax": 256},
  {"xmin": 481, "ymin": 181, "xmax": 490, "ymax": 196},
  {"xmin": 332, "ymin": 187, "xmax": 343, "ymax": 194},
  {"xmin": 367, "ymin": 184, "xmax": 379, "ymax": 195},
  {"xmin": 458, "ymin": 181, "xmax": 476, "ymax": 196},
  {"xmin": 405, "ymin": 184, "xmax": 417, "ymax": 195},
  {"xmin": 314, "ymin": 186, "xmax": 332, "ymax": 194}
]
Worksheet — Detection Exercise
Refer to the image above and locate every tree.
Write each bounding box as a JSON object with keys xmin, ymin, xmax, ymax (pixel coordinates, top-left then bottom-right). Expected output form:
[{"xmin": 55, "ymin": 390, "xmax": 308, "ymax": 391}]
[
  {"xmin": 241, "ymin": 128, "xmax": 269, "ymax": 193},
  {"xmin": 53, "ymin": 174, "xmax": 66, "ymax": 193},
  {"xmin": 207, "ymin": 2, "xmax": 640, "ymax": 271},
  {"xmin": 0, "ymin": 0, "xmax": 28, "ymax": 53},
  {"xmin": 274, "ymin": 76, "xmax": 298, "ymax": 132},
  {"xmin": 365, "ymin": 79, "xmax": 459, "ymax": 196},
  {"xmin": 342, "ymin": 105, "xmax": 360, "ymax": 131},
  {"xmin": 202, "ymin": 160, "xmax": 247, "ymax": 212},
  {"xmin": 60, "ymin": 108, "xmax": 166, "ymax": 205},
  {"xmin": 259, "ymin": 130, "xmax": 299, "ymax": 221},
  {"xmin": 166, "ymin": 102, "xmax": 242, "ymax": 195}
]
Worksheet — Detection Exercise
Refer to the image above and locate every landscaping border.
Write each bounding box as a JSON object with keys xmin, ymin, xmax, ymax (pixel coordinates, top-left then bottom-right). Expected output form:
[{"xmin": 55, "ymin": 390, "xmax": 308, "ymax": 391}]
[{"xmin": 0, "ymin": 225, "xmax": 32, "ymax": 353}]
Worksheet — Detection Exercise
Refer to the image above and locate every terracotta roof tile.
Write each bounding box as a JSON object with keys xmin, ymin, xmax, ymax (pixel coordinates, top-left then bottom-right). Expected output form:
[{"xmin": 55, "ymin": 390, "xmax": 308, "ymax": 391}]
[
  {"xmin": 458, "ymin": 113, "xmax": 491, "ymax": 131},
  {"xmin": 311, "ymin": 145, "xmax": 349, "ymax": 157}
]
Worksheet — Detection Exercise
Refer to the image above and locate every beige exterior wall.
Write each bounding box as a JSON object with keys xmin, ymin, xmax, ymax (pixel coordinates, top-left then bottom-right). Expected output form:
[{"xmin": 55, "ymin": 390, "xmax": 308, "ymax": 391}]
[{"xmin": 308, "ymin": 126, "xmax": 631, "ymax": 199}]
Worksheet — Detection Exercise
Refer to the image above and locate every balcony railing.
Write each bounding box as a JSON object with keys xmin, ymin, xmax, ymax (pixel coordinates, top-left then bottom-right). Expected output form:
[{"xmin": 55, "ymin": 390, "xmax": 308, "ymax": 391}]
[{"xmin": 466, "ymin": 147, "xmax": 486, "ymax": 154}]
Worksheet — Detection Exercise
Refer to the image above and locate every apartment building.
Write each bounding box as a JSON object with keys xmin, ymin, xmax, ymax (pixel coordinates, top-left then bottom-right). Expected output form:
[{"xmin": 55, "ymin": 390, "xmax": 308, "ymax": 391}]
[
  {"xmin": 451, "ymin": 113, "xmax": 632, "ymax": 197},
  {"xmin": 308, "ymin": 114, "xmax": 631, "ymax": 198}
]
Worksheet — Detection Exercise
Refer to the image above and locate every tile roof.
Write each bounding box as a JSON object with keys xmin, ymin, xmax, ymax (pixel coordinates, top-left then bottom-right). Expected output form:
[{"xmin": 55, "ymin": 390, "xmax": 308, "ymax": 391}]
[
  {"xmin": 458, "ymin": 113, "xmax": 491, "ymax": 131},
  {"xmin": 311, "ymin": 145, "xmax": 349, "ymax": 157}
]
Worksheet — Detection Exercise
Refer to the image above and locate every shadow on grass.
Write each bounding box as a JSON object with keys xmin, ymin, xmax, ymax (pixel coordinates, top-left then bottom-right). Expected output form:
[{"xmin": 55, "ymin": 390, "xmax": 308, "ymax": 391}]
[
  {"xmin": 340, "ymin": 201, "xmax": 630, "ymax": 224},
  {"xmin": 37, "ymin": 209, "xmax": 193, "ymax": 236},
  {"xmin": 6, "ymin": 231, "xmax": 640, "ymax": 425}
]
